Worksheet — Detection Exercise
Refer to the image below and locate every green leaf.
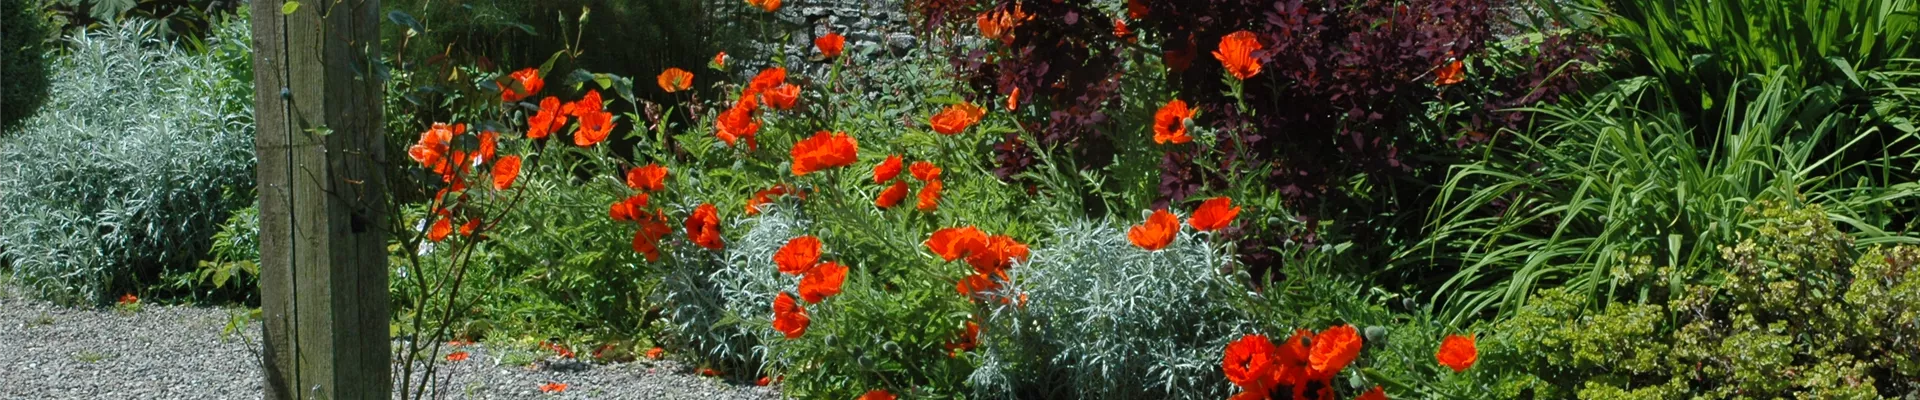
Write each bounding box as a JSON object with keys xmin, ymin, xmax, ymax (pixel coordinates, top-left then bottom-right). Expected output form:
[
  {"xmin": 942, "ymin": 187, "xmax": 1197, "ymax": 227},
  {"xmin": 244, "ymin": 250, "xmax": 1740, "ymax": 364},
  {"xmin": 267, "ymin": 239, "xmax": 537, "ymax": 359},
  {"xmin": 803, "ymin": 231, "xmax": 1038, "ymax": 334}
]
[
  {"xmin": 89, "ymin": 0, "xmax": 136, "ymax": 21},
  {"xmin": 282, "ymin": 1, "xmax": 300, "ymax": 15}
]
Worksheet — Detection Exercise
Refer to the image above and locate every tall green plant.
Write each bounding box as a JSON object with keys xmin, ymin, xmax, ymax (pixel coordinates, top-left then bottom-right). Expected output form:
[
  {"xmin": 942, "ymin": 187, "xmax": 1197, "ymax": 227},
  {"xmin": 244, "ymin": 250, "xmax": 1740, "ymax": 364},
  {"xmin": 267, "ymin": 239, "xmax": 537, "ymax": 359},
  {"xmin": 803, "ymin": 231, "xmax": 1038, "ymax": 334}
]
[{"xmin": 1408, "ymin": 71, "xmax": 1920, "ymax": 324}]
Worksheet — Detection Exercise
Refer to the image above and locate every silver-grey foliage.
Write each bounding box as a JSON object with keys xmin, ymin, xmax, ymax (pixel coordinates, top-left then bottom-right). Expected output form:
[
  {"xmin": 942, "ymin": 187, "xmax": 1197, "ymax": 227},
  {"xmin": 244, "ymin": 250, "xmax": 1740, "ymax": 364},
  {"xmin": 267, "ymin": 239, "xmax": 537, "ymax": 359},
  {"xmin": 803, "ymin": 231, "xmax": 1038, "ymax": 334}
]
[
  {"xmin": 970, "ymin": 219, "xmax": 1247, "ymax": 400},
  {"xmin": 658, "ymin": 202, "xmax": 801, "ymax": 376},
  {"xmin": 0, "ymin": 19, "xmax": 256, "ymax": 304}
]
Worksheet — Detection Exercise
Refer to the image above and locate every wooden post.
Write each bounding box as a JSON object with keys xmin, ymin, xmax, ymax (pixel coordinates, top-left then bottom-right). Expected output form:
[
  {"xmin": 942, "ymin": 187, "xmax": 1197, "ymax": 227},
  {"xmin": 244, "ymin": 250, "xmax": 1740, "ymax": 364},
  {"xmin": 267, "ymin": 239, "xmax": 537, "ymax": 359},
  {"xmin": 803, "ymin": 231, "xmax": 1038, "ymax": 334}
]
[{"xmin": 251, "ymin": 0, "xmax": 391, "ymax": 398}]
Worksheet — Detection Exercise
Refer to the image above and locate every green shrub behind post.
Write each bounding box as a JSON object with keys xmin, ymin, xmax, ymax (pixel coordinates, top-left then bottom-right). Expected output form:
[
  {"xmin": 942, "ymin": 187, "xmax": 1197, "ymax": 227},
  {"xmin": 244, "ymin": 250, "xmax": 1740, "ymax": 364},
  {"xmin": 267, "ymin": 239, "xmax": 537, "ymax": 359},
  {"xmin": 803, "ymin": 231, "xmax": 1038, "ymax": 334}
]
[{"xmin": 1, "ymin": 0, "xmax": 53, "ymax": 130}]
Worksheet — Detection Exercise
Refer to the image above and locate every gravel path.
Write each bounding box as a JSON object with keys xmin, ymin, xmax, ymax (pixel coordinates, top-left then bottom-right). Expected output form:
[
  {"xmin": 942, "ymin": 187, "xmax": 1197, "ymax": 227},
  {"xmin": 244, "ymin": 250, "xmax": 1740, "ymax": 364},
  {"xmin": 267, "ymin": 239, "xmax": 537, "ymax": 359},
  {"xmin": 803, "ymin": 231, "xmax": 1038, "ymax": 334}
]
[{"xmin": 0, "ymin": 283, "xmax": 777, "ymax": 399}]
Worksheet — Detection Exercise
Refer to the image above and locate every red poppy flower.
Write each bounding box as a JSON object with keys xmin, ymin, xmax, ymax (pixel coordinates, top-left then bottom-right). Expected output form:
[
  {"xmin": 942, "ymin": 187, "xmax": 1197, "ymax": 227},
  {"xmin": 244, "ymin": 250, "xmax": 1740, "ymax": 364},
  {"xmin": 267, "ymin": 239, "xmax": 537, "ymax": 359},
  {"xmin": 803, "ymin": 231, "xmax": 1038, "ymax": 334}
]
[
  {"xmin": 716, "ymin": 97, "xmax": 761, "ymax": 150},
  {"xmin": 632, "ymin": 213, "xmax": 673, "ymax": 262},
  {"xmin": 926, "ymin": 226, "xmax": 989, "ymax": 262},
  {"xmin": 700, "ymin": 367, "xmax": 722, "ymax": 376},
  {"xmin": 657, "ymin": 68, "xmax": 694, "ymax": 93},
  {"xmin": 1435, "ymin": 334, "xmax": 1477, "ymax": 373},
  {"xmin": 874, "ymin": 154, "xmax": 904, "ymax": 183},
  {"xmin": 966, "ymin": 234, "xmax": 1029, "ymax": 277},
  {"xmin": 1223, "ymin": 334, "xmax": 1278, "ymax": 391},
  {"xmin": 1153, "ymin": 99, "xmax": 1195, "ymax": 144},
  {"xmin": 909, "ymin": 161, "xmax": 941, "ymax": 181},
  {"xmin": 1188, "ymin": 197, "xmax": 1240, "ymax": 231},
  {"xmin": 428, "ymin": 213, "xmax": 453, "ymax": 242},
  {"xmin": 500, "ymin": 68, "xmax": 543, "ymax": 103},
  {"xmin": 946, "ymin": 321, "xmax": 981, "ymax": 356},
  {"xmin": 859, "ymin": 390, "xmax": 896, "ymax": 400},
  {"xmin": 955, "ymin": 273, "xmax": 999, "ymax": 300},
  {"xmin": 1127, "ymin": 209, "xmax": 1179, "ymax": 251},
  {"xmin": 815, "ymin": 32, "xmax": 846, "ymax": 58},
  {"xmin": 459, "ymin": 217, "xmax": 481, "ymax": 236},
  {"xmin": 929, "ymin": 102, "xmax": 985, "ymax": 135},
  {"xmin": 746, "ymin": 184, "xmax": 800, "ymax": 215},
  {"xmin": 876, "ymin": 180, "xmax": 909, "ymax": 208},
  {"xmin": 916, "ymin": 179, "xmax": 943, "ymax": 212},
  {"xmin": 797, "ymin": 261, "xmax": 847, "ymax": 303},
  {"xmin": 1127, "ymin": 0, "xmax": 1148, "ymax": 19},
  {"xmin": 772, "ymin": 292, "xmax": 809, "ymax": 339},
  {"xmin": 746, "ymin": 67, "xmax": 787, "ymax": 98},
  {"xmin": 528, "ymin": 97, "xmax": 567, "ymax": 139},
  {"xmin": 774, "ymin": 236, "xmax": 822, "ymax": 275},
  {"xmin": 685, "ymin": 203, "xmax": 724, "ymax": 250},
  {"xmin": 1355, "ymin": 386, "xmax": 1387, "ymax": 400},
  {"xmin": 746, "ymin": 0, "xmax": 780, "ymax": 12},
  {"xmin": 1273, "ymin": 329, "xmax": 1312, "ymax": 387},
  {"xmin": 756, "ymin": 376, "xmax": 771, "ymax": 386},
  {"xmin": 117, "ymin": 293, "xmax": 138, "ymax": 305},
  {"xmin": 711, "ymin": 52, "xmax": 728, "ymax": 70},
  {"xmin": 564, "ymin": 90, "xmax": 604, "ymax": 117},
  {"xmin": 445, "ymin": 351, "xmax": 470, "ymax": 362},
  {"xmin": 477, "ymin": 130, "xmax": 498, "ymax": 163},
  {"xmin": 1113, "ymin": 19, "xmax": 1134, "ymax": 42},
  {"xmin": 626, "ymin": 164, "xmax": 670, "ymax": 192},
  {"xmin": 609, "ymin": 193, "xmax": 650, "ymax": 222},
  {"xmin": 763, "ymin": 83, "xmax": 800, "ymax": 110},
  {"xmin": 408, "ymin": 123, "xmax": 462, "ymax": 174},
  {"xmin": 1308, "ymin": 325, "xmax": 1362, "ymax": 380},
  {"xmin": 538, "ymin": 382, "xmax": 568, "ymax": 393},
  {"xmin": 646, "ymin": 347, "xmax": 665, "ymax": 360},
  {"xmin": 1213, "ymin": 31, "xmax": 1264, "ymax": 81},
  {"xmin": 1434, "ymin": 60, "xmax": 1464, "ymax": 86},
  {"xmin": 574, "ymin": 110, "xmax": 614, "ymax": 147},
  {"xmin": 790, "ymin": 131, "xmax": 859, "ymax": 176},
  {"xmin": 491, "ymin": 155, "xmax": 521, "ymax": 190}
]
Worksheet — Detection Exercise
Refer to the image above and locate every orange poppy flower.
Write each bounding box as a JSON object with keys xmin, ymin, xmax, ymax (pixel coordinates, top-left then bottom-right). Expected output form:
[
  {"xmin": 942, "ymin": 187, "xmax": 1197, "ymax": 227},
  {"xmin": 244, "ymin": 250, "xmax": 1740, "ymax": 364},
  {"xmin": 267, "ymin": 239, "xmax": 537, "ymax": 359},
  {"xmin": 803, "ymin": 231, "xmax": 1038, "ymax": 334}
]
[
  {"xmin": 946, "ymin": 320, "xmax": 981, "ymax": 356},
  {"xmin": 646, "ymin": 347, "xmax": 665, "ymax": 360},
  {"xmin": 459, "ymin": 217, "xmax": 481, "ymax": 236},
  {"xmin": 609, "ymin": 193, "xmax": 650, "ymax": 222},
  {"xmin": 1356, "ymin": 386, "xmax": 1387, "ymax": 400},
  {"xmin": 1188, "ymin": 196, "xmax": 1240, "ymax": 231},
  {"xmin": 859, "ymin": 389, "xmax": 896, "ymax": 400},
  {"xmin": 797, "ymin": 261, "xmax": 848, "ymax": 303},
  {"xmin": 528, "ymin": 97, "xmax": 567, "ymax": 139},
  {"xmin": 538, "ymin": 382, "xmax": 568, "ymax": 393},
  {"xmin": 574, "ymin": 110, "xmax": 614, "ymax": 147},
  {"xmin": 909, "ymin": 161, "xmax": 941, "ymax": 182},
  {"xmin": 1307, "ymin": 324, "xmax": 1362, "ymax": 380},
  {"xmin": 772, "ymin": 292, "xmax": 809, "ymax": 339},
  {"xmin": 876, "ymin": 180, "xmax": 909, "ymax": 208},
  {"xmin": 790, "ymin": 131, "xmax": 859, "ymax": 176},
  {"xmin": 1127, "ymin": 209, "xmax": 1179, "ymax": 251},
  {"xmin": 1006, "ymin": 87, "xmax": 1020, "ymax": 111},
  {"xmin": 632, "ymin": 213, "xmax": 673, "ymax": 262},
  {"xmin": 763, "ymin": 83, "xmax": 800, "ymax": 110},
  {"xmin": 926, "ymin": 226, "xmax": 989, "ymax": 262},
  {"xmin": 929, "ymin": 102, "xmax": 985, "ymax": 135},
  {"xmin": 1213, "ymin": 31, "xmax": 1264, "ymax": 81},
  {"xmin": 477, "ymin": 130, "xmax": 498, "ymax": 163},
  {"xmin": 774, "ymin": 236, "xmax": 822, "ymax": 275},
  {"xmin": 1153, "ymin": 99, "xmax": 1195, "ymax": 144},
  {"xmin": 657, "ymin": 67, "xmax": 694, "ymax": 93},
  {"xmin": 955, "ymin": 273, "xmax": 999, "ymax": 300},
  {"xmin": 874, "ymin": 154, "xmax": 904, "ymax": 183},
  {"xmin": 975, "ymin": 4, "xmax": 1030, "ymax": 45},
  {"xmin": 685, "ymin": 203, "xmax": 724, "ymax": 250},
  {"xmin": 1223, "ymin": 334, "xmax": 1278, "ymax": 391},
  {"xmin": 564, "ymin": 90, "xmax": 604, "ymax": 117},
  {"xmin": 117, "ymin": 293, "xmax": 138, "ymax": 305},
  {"xmin": 746, "ymin": 67, "xmax": 787, "ymax": 98},
  {"xmin": 711, "ymin": 52, "xmax": 728, "ymax": 70},
  {"xmin": 966, "ymin": 234, "xmax": 1029, "ymax": 277},
  {"xmin": 428, "ymin": 213, "xmax": 453, "ymax": 242},
  {"xmin": 500, "ymin": 68, "xmax": 543, "ymax": 103},
  {"xmin": 756, "ymin": 376, "xmax": 771, "ymax": 386},
  {"xmin": 815, "ymin": 32, "xmax": 845, "ymax": 58},
  {"xmin": 746, "ymin": 184, "xmax": 799, "ymax": 215},
  {"xmin": 445, "ymin": 351, "xmax": 470, "ymax": 362},
  {"xmin": 408, "ymin": 123, "xmax": 462, "ymax": 174},
  {"xmin": 746, "ymin": 0, "xmax": 780, "ymax": 12},
  {"xmin": 491, "ymin": 155, "xmax": 521, "ymax": 190},
  {"xmin": 700, "ymin": 367, "xmax": 722, "ymax": 376},
  {"xmin": 1434, "ymin": 60, "xmax": 1464, "ymax": 86},
  {"xmin": 916, "ymin": 179, "xmax": 943, "ymax": 212},
  {"xmin": 716, "ymin": 97, "xmax": 761, "ymax": 150},
  {"xmin": 1435, "ymin": 334, "xmax": 1477, "ymax": 373},
  {"xmin": 1113, "ymin": 19, "xmax": 1135, "ymax": 43},
  {"xmin": 1273, "ymin": 329, "xmax": 1312, "ymax": 387},
  {"xmin": 626, "ymin": 164, "xmax": 670, "ymax": 192}
]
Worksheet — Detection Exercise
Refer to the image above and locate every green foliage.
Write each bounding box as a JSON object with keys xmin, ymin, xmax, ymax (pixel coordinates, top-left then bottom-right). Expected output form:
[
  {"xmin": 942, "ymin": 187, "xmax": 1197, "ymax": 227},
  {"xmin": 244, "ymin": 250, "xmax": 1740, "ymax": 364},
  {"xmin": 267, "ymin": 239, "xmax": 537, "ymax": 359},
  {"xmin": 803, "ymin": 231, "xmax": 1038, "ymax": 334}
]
[
  {"xmin": 174, "ymin": 201, "xmax": 260, "ymax": 303},
  {"xmin": 0, "ymin": 18, "xmax": 254, "ymax": 305},
  {"xmin": 968, "ymin": 220, "xmax": 1243, "ymax": 400},
  {"xmin": 1411, "ymin": 71, "xmax": 1920, "ymax": 323},
  {"xmin": 1482, "ymin": 202, "xmax": 1920, "ymax": 398},
  {"xmin": 1, "ymin": 0, "xmax": 54, "ymax": 129}
]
